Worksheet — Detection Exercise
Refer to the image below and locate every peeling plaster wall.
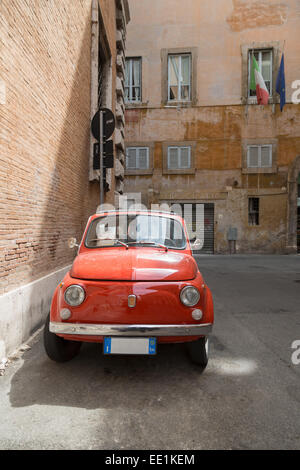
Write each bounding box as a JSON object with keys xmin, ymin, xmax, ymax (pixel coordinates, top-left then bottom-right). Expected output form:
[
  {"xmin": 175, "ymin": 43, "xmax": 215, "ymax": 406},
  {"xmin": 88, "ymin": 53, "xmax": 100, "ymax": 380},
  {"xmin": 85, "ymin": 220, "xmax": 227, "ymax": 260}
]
[
  {"xmin": 124, "ymin": 0, "xmax": 300, "ymax": 253},
  {"xmin": 227, "ymin": 0, "xmax": 288, "ymax": 32},
  {"xmin": 125, "ymin": 0, "xmax": 300, "ymax": 106}
]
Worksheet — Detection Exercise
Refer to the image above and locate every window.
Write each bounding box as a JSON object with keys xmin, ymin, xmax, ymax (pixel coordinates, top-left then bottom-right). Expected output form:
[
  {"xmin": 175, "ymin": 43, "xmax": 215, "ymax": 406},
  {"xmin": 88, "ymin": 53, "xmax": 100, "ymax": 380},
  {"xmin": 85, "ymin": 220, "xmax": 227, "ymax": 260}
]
[
  {"xmin": 167, "ymin": 146, "xmax": 191, "ymax": 169},
  {"xmin": 248, "ymin": 49, "xmax": 272, "ymax": 97},
  {"xmin": 242, "ymin": 139, "xmax": 277, "ymax": 174},
  {"xmin": 162, "ymin": 141, "xmax": 195, "ymax": 174},
  {"xmin": 241, "ymin": 42, "xmax": 280, "ymax": 105},
  {"xmin": 85, "ymin": 214, "xmax": 186, "ymax": 250},
  {"xmin": 125, "ymin": 58, "xmax": 141, "ymax": 102},
  {"xmin": 126, "ymin": 147, "xmax": 149, "ymax": 170},
  {"xmin": 248, "ymin": 198, "xmax": 260, "ymax": 226},
  {"xmin": 168, "ymin": 54, "xmax": 191, "ymax": 101},
  {"xmin": 247, "ymin": 145, "xmax": 272, "ymax": 168}
]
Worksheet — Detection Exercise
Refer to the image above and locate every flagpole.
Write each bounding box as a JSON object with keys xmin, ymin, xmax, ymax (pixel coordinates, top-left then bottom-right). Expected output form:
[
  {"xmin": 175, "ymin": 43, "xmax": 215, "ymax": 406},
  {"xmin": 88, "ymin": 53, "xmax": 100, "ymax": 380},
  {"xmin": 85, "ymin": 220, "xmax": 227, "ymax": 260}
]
[{"xmin": 276, "ymin": 42, "xmax": 286, "ymax": 112}]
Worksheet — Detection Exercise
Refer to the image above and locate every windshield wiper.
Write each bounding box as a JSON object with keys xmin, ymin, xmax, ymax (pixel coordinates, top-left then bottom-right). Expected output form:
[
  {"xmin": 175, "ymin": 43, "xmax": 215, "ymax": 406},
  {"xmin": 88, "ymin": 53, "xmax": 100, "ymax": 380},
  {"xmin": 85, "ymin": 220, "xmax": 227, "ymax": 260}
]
[
  {"xmin": 115, "ymin": 240, "xmax": 129, "ymax": 249},
  {"xmin": 88, "ymin": 238, "xmax": 128, "ymax": 249},
  {"xmin": 128, "ymin": 240, "xmax": 168, "ymax": 252}
]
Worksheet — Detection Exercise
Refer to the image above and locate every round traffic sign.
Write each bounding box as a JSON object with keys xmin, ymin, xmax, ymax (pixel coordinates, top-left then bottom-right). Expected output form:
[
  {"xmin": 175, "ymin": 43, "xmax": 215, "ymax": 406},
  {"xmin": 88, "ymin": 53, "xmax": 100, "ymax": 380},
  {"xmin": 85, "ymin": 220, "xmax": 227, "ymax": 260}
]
[{"xmin": 91, "ymin": 108, "xmax": 115, "ymax": 140}]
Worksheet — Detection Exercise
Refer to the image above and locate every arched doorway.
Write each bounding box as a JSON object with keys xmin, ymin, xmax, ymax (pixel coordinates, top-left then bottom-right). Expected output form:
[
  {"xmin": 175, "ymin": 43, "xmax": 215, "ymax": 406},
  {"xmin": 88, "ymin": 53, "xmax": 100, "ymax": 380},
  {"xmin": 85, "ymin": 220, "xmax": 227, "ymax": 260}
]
[{"xmin": 287, "ymin": 156, "xmax": 300, "ymax": 253}]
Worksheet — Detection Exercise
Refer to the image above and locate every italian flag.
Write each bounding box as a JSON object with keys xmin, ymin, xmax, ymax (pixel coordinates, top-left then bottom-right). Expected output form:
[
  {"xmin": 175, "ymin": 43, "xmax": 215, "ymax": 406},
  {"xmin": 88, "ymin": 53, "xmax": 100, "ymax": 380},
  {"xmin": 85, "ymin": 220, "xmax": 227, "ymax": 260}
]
[{"xmin": 250, "ymin": 55, "xmax": 269, "ymax": 105}]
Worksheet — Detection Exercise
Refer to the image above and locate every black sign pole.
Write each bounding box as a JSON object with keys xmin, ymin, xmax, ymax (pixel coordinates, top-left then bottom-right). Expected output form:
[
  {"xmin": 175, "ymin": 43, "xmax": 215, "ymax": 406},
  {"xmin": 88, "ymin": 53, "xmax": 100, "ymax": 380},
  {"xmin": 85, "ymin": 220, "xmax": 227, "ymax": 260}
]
[
  {"xmin": 99, "ymin": 110, "xmax": 104, "ymax": 206},
  {"xmin": 91, "ymin": 107, "xmax": 115, "ymax": 200}
]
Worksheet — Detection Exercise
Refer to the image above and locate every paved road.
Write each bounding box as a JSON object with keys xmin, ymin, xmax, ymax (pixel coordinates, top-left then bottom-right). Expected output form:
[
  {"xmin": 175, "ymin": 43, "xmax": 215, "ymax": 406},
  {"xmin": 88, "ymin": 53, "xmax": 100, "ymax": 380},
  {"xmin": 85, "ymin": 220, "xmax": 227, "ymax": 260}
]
[{"xmin": 0, "ymin": 255, "xmax": 299, "ymax": 450}]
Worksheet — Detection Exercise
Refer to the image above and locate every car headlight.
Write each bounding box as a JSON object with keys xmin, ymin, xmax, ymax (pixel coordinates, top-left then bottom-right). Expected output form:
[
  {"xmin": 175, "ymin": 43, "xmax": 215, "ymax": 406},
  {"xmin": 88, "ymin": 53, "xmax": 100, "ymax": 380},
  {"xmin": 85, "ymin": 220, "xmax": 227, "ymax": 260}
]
[
  {"xmin": 180, "ymin": 286, "xmax": 200, "ymax": 307},
  {"xmin": 64, "ymin": 285, "xmax": 85, "ymax": 306}
]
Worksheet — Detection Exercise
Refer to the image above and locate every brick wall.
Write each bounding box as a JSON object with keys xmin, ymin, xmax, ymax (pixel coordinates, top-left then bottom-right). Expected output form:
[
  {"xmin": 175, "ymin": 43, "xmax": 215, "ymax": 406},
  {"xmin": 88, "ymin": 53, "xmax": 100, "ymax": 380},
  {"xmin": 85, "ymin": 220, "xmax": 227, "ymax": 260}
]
[{"xmin": 0, "ymin": 0, "xmax": 112, "ymax": 295}]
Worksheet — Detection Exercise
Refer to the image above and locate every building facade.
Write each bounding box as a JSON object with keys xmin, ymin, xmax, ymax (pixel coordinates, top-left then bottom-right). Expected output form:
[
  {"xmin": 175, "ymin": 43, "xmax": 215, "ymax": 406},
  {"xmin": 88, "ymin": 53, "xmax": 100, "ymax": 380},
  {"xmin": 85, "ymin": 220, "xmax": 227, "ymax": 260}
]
[
  {"xmin": 124, "ymin": 0, "xmax": 300, "ymax": 254},
  {"xmin": 0, "ymin": 0, "xmax": 130, "ymax": 361}
]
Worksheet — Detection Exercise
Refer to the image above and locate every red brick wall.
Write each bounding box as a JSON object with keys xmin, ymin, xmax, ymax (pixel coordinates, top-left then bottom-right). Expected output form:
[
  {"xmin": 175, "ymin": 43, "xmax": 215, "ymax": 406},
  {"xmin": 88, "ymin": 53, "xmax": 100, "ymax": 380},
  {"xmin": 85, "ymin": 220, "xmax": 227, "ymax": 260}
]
[{"xmin": 0, "ymin": 0, "xmax": 117, "ymax": 295}]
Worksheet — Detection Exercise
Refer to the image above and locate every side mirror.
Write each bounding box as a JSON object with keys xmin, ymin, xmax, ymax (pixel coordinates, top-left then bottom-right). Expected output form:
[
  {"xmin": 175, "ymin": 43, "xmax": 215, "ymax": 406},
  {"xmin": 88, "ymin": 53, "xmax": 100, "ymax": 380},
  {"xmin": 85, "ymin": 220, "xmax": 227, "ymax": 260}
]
[
  {"xmin": 67, "ymin": 237, "xmax": 79, "ymax": 249},
  {"xmin": 191, "ymin": 238, "xmax": 202, "ymax": 251}
]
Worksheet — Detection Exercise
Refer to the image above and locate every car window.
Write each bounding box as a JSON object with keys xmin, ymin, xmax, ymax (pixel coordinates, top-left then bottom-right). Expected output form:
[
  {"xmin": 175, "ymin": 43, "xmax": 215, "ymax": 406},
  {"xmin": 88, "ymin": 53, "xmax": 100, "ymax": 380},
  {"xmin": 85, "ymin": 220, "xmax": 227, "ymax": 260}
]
[{"xmin": 85, "ymin": 214, "xmax": 186, "ymax": 249}]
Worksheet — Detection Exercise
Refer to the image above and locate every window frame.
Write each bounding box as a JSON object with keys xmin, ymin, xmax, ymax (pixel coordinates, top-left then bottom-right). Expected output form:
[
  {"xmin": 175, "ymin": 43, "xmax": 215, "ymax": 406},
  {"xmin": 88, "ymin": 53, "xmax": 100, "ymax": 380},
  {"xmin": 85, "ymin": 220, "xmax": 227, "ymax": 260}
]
[
  {"xmin": 247, "ymin": 144, "xmax": 273, "ymax": 169},
  {"xmin": 248, "ymin": 49, "xmax": 273, "ymax": 100},
  {"xmin": 167, "ymin": 53, "xmax": 191, "ymax": 102},
  {"xmin": 167, "ymin": 146, "xmax": 191, "ymax": 170},
  {"xmin": 240, "ymin": 41, "xmax": 281, "ymax": 105},
  {"xmin": 242, "ymin": 139, "xmax": 278, "ymax": 174},
  {"xmin": 126, "ymin": 146, "xmax": 149, "ymax": 170},
  {"xmin": 124, "ymin": 142, "xmax": 154, "ymax": 175},
  {"xmin": 248, "ymin": 197, "xmax": 260, "ymax": 226},
  {"xmin": 162, "ymin": 141, "xmax": 196, "ymax": 175},
  {"xmin": 125, "ymin": 57, "xmax": 142, "ymax": 103},
  {"xmin": 161, "ymin": 47, "xmax": 198, "ymax": 106}
]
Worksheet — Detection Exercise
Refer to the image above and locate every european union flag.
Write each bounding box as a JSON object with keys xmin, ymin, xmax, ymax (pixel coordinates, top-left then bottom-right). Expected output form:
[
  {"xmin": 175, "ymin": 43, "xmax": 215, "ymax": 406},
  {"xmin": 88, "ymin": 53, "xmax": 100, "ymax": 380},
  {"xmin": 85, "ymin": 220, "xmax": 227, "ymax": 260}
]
[{"xmin": 276, "ymin": 53, "xmax": 286, "ymax": 111}]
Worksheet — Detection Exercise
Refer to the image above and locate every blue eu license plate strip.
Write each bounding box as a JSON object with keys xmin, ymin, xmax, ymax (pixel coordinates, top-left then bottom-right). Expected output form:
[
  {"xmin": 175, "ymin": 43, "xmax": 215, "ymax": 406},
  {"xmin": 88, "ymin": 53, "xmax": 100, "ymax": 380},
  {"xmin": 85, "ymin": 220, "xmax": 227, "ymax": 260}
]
[{"xmin": 104, "ymin": 337, "xmax": 157, "ymax": 355}]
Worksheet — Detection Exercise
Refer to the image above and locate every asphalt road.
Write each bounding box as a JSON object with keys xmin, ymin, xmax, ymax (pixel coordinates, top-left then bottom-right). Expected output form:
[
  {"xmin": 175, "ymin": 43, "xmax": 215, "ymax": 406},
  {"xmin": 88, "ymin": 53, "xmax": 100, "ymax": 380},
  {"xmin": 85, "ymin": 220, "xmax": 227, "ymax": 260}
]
[{"xmin": 0, "ymin": 255, "xmax": 299, "ymax": 450}]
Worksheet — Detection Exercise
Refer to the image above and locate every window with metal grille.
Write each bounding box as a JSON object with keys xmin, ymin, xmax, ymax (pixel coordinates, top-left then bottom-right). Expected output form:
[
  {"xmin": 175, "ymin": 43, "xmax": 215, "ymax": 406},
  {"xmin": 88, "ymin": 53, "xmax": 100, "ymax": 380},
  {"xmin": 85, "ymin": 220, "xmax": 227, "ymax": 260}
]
[
  {"xmin": 126, "ymin": 147, "xmax": 149, "ymax": 169},
  {"xmin": 168, "ymin": 54, "xmax": 191, "ymax": 101},
  {"xmin": 167, "ymin": 146, "xmax": 191, "ymax": 169},
  {"xmin": 248, "ymin": 49, "xmax": 273, "ymax": 97},
  {"xmin": 247, "ymin": 145, "xmax": 272, "ymax": 168},
  {"xmin": 248, "ymin": 198, "xmax": 260, "ymax": 226},
  {"xmin": 125, "ymin": 58, "xmax": 141, "ymax": 102}
]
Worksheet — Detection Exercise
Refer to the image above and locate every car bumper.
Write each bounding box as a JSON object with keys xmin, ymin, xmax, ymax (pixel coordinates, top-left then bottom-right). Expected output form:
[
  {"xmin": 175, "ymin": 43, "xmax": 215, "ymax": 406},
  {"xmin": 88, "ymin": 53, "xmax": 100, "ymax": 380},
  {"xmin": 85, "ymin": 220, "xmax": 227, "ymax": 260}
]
[{"xmin": 49, "ymin": 321, "xmax": 213, "ymax": 337}]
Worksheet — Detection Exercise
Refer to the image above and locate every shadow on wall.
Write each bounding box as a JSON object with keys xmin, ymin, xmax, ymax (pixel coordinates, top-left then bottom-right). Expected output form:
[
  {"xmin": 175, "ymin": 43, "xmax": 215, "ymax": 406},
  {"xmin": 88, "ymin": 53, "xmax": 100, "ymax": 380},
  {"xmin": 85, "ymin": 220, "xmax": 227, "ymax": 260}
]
[{"xmin": 24, "ymin": 10, "xmax": 99, "ymax": 343}]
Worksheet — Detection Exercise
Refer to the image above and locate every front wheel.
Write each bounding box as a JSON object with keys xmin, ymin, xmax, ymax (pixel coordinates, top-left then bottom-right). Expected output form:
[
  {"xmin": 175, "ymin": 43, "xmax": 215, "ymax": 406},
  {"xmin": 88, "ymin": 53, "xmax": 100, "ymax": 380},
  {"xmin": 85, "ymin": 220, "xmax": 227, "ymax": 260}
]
[
  {"xmin": 186, "ymin": 336, "xmax": 209, "ymax": 368},
  {"xmin": 43, "ymin": 314, "xmax": 82, "ymax": 362}
]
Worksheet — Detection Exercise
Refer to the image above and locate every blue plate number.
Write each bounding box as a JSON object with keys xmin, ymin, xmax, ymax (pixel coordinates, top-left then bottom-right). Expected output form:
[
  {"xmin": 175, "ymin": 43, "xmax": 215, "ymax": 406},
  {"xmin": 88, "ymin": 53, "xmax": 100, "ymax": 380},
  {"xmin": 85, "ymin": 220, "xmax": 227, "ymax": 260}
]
[{"xmin": 103, "ymin": 337, "xmax": 157, "ymax": 355}]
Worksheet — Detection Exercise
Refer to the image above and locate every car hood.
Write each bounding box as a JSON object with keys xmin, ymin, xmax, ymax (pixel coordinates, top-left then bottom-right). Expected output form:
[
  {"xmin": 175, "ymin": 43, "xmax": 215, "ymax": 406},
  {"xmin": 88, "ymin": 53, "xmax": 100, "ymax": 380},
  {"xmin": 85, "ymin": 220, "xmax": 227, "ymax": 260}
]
[{"xmin": 70, "ymin": 248, "xmax": 197, "ymax": 281}]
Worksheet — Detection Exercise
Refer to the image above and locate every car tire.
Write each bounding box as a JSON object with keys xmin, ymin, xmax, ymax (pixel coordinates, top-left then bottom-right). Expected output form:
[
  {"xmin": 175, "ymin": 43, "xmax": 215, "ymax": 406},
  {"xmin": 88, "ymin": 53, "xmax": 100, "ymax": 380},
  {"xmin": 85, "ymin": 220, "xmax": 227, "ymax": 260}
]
[
  {"xmin": 186, "ymin": 336, "xmax": 209, "ymax": 368},
  {"xmin": 43, "ymin": 314, "xmax": 82, "ymax": 362}
]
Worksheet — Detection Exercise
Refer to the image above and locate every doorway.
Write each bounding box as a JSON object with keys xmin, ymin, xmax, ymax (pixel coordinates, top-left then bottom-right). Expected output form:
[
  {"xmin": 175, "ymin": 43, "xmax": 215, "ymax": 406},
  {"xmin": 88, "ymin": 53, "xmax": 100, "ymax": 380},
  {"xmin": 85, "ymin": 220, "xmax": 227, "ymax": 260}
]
[{"xmin": 175, "ymin": 203, "xmax": 215, "ymax": 254}]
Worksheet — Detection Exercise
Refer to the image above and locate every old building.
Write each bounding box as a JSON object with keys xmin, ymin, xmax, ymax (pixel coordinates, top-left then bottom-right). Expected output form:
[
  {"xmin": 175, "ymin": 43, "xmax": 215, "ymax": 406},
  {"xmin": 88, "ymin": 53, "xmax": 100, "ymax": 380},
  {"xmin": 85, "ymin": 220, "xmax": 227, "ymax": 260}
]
[
  {"xmin": 124, "ymin": 0, "xmax": 300, "ymax": 254},
  {"xmin": 0, "ymin": 0, "xmax": 130, "ymax": 361}
]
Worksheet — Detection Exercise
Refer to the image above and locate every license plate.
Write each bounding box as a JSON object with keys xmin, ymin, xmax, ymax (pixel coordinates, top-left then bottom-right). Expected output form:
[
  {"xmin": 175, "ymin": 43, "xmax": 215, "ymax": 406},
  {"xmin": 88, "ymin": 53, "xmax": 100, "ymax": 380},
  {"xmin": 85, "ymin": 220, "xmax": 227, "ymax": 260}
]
[{"xmin": 103, "ymin": 337, "xmax": 157, "ymax": 355}]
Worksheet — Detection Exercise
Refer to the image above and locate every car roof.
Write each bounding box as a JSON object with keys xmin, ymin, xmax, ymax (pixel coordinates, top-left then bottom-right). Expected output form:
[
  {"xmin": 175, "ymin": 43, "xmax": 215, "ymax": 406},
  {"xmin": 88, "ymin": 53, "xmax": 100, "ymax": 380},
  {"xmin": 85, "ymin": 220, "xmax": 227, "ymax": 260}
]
[{"xmin": 91, "ymin": 210, "xmax": 184, "ymax": 223}]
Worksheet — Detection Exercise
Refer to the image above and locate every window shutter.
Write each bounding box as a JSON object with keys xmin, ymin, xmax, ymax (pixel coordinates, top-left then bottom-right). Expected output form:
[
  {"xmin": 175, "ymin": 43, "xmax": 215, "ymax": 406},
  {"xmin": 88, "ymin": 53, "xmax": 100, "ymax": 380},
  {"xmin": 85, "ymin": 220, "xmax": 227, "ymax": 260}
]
[
  {"xmin": 180, "ymin": 147, "xmax": 190, "ymax": 168},
  {"xmin": 261, "ymin": 146, "xmax": 272, "ymax": 167},
  {"xmin": 248, "ymin": 146, "xmax": 259, "ymax": 167},
  {"xmin": 168, "ymin": 147, "xmax": 179, "ymax": 169},
  {"xmin": 125, "ymin": 60, "xmax": 130, "ymax": 87},
  {"xmin": 126, "ymin": 148, "xmax": 137, "ymax": 169},
  {"xmin": 138, "ymin": 148, "xmax": 148, "ymax": 169}
]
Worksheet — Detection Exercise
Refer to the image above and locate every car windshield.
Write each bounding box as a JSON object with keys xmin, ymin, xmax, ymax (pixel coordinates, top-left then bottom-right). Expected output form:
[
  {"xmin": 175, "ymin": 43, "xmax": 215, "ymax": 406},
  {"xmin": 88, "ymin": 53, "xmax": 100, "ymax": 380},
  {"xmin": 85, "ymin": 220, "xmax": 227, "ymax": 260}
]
[{"xmin": 85, "ymin": 214, "xmax": 186, "ymax": 249}]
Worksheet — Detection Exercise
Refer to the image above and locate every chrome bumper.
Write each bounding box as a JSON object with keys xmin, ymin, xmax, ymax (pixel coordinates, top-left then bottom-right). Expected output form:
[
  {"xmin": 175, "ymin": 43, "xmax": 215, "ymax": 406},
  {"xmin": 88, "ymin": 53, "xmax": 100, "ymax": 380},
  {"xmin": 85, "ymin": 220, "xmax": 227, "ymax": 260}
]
[{"xmin": 50, "ymin": 321, "xmax": 213, "ymax": 337}]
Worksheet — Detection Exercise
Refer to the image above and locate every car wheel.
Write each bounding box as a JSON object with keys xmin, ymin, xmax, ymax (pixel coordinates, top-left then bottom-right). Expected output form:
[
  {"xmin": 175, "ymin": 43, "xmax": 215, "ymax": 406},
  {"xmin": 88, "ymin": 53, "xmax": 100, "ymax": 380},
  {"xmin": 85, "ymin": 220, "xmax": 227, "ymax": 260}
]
[
  {"xmin": 186, "ymin": 336, "xmax": 209, "ymax": 368},
  {"xmin": 43, "ymin": 314, "xmax": 82, "ymax": 362}
]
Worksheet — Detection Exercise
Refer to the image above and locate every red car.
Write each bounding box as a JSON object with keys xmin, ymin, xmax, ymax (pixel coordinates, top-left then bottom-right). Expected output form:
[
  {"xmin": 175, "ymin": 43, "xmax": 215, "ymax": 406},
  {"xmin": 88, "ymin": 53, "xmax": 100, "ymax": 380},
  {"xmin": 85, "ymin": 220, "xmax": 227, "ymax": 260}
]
[{"xmin": 44, "ymin": 210, "xmax": 214, "ymax": 369}]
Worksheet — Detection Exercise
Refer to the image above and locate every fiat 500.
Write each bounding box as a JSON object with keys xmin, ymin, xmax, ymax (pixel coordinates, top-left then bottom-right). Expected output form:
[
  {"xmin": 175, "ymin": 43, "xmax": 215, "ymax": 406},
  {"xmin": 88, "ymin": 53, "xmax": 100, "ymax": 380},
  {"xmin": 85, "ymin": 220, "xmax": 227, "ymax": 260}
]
[{"xmin": 44, "ymin": 210, "xmax": 214, "ymax": 368}]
